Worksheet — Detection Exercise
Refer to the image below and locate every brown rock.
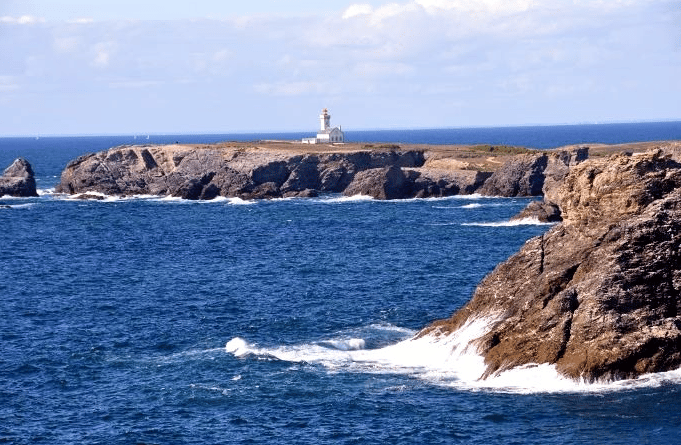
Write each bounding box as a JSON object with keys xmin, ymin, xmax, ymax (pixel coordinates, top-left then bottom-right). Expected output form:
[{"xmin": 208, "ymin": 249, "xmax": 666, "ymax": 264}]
[{"xmin": 423, "ymin": 144, "xmax": 681, "ymax": 382}]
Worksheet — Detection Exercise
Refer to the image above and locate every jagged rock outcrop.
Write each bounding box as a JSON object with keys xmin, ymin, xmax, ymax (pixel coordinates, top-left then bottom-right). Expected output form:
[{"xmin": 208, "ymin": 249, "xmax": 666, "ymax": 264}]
[
  {"xmin": 343, "ymin": 166, "xmax": 411, "ymax": 199},
  {"xmin": 542, "ymin": 146, "xmax": 589, "ymax": 203},
  {"xmin": 55, "ymin": 145, "xmax": 429, "ymax": 200},
  {"xmin": 407, "ymin": 168, "xmax": 492, "ymax": 198},
  {"xmin": 341, "ymin": 165, "xmax": 492, "ymax": 200},
  {"xmin": 509, "ymin": 147, "xmax": 590, "ymax": 221},
  {"xmin": 479, "ymin": 146, "xmax": 589, "ymax": 198},
  {"xmin": 0, "ymin": 158, "xmax": 38, "ymax": 197},
  {"xmin": 478, "ymin": 153, "xmax": 548, "ymax": 197},
  {"xmin": 510, "ymin": 200, "xmax": 562, "ymax": 223},
  {"xmin": 424, "ymin": 144, "xmax": 681, "ymax": 382}
]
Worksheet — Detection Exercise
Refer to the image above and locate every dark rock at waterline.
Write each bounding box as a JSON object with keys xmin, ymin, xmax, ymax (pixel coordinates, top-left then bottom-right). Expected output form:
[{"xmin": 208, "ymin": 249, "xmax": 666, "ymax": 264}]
[
  {"xmin": 0, "ymin": 158, "xmax": 38, "ymax": 197},
  {"xmin": 342, "ymin": 166, "xmax": 411, "ymax": 200},
  {"xmin": 424, "ymin": 144, "xmax": 681, "ymax": 382},
  {"xmin": 511, "ymin": 200, "xmax": 562, "ymax": 223}
]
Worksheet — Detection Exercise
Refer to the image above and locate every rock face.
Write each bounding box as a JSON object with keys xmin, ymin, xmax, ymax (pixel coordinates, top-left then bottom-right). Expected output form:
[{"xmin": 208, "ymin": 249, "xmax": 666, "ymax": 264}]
[
  {"xmin": 509, "ymin": 147, "xmax": 590, "ymax": 221},
  {"xmin": 479, "ymin": 146, "xmax": 589, "ymax": 198},
  {"xmin": 478, "ymin": 153, "xmax": 548, "ymax": 197},
  {"xmin": 343, "ymin": 166, "xmax": 411, "ymax": 200},
  {"xmin": 0, "ymin": 158, "xmax": 38, "ymax": 197},
  {"xmin": 55, "ymin": 144, "xmax": 592, "ymax": 201},
  {"xmin": 56, "ymin": 145, "xmax": 502, "ymax": 200},
  {"xmin": 424, "ymin": 144, "xmax": 681, "ymax": 382},
  {"xmin": 55, "ymin": 146, "xmax": 429, "ymax": 200}
]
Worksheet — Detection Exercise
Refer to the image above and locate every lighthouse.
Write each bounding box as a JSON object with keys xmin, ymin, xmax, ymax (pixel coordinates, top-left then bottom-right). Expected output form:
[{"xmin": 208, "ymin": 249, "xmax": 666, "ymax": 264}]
[
  {"xmin": 302, "ymin": 108, "xmax": 345, "ymax": 144},
  {"xmin": 320, "ymin": 108, "xmax": 331, "ymax": 132}
]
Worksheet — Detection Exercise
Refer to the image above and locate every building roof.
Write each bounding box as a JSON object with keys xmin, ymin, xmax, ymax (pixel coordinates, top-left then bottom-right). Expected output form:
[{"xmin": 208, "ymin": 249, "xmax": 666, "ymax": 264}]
[{"xmin": 318, "ymin": 127, "xmax": 342, "ymax": 135}]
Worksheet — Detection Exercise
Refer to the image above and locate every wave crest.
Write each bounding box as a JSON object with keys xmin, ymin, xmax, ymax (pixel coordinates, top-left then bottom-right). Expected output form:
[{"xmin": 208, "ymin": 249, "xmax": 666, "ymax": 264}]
[{"xmin": 225, "ymin": 318, "xmax": 681, "ymax": 393}]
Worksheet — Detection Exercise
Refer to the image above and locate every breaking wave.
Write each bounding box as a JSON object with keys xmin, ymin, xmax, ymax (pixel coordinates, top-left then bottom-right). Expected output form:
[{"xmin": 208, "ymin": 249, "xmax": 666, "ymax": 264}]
[
  {"xmin": 226, "ymin": 318, "xmax": 681, "ymax": 394},
  {"xmin": 462, "ymin": 217, "xmax": 555, "ymax": 227}
]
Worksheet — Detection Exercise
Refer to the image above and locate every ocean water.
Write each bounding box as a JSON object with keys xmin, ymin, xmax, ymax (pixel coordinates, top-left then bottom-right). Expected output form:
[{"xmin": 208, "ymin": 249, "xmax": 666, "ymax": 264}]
[{"xmin": 2, "ymin": 124, "xmax": 681, "ymax": 444}]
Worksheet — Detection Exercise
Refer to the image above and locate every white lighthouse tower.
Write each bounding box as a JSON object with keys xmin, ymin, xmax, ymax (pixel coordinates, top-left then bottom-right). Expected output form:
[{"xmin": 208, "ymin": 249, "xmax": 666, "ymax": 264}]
[
  {"xmin": 302, "ymin": 108, "xmax": 345, "ymax": 144},
  {"xmin": 320, "ymin": 108, "xmax": 331, "ymax": 132}
]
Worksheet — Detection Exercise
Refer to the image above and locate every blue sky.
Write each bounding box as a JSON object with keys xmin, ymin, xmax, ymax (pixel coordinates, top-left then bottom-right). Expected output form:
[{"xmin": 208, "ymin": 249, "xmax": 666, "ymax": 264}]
[{"xmin": 1, "ymin": 0, "xmax": 680, "ymax": 136}]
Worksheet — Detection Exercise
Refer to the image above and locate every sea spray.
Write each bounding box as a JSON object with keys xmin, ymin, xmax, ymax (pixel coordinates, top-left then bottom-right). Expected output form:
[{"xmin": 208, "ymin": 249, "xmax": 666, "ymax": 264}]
[
  {"xmin": 462, "ymin": 217, "xmax": 556, "ymax": 227},
  {"xmin": 225, "ymin": 319, "xmax": 681, "ymax": 393},
  {"xmin": 225, "ymin": 317, "xmax": 495, "ymax": 381}
]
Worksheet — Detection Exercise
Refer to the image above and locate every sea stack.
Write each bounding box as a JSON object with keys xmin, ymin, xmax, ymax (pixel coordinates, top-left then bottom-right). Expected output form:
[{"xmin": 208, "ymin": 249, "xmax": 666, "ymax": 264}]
[
  {"xmin": 423, "ymin": 144, "xmax": 681, "ymax": 382},
  {"xmin": 0, "ymin": 158, "xmax": 38, "ymax": 197}
]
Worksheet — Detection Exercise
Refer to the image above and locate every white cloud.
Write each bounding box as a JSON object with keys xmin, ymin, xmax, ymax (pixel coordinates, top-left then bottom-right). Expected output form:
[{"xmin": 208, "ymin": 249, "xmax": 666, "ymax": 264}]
[
  {"xmin": 342, "ymin": 4, "xmax": 374, "ymax": 19},
  {"xmin": 0, "ymin": 76, "xmax": 20, "ymax": 92},
  {"xmin": 68, "ymin": 18, "xmax": 94, "ymax": 24},
  {"xmin": 0, "ymin": 0, "xmax": 678, "ymax": 134},
  {"xmin": 0, "ymin": 15, "xmax": 45, "ymax": 24}
]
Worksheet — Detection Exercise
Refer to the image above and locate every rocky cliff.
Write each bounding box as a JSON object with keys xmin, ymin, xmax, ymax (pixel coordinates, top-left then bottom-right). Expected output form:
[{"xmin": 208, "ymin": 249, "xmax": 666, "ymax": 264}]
[
  {"xmin": 423, "ymin": 144, "xmax": 681, "ymax": 382},
  {"xmin": 479, "ymin": 146, "xmax": 588, "ymax": 198},
  {"xmin": 0, "ymin": 158, "xmax": 38, "ymax": 197},
  {"xmin": 56, "ymin": 144, "xmax": 502, "ymax": 200},
  {"xmin": 55, "ymin": 143, "xmax": 590, "ymax": 201},
  {"xmin": 55, "ymin": 145, "xmax": 430, "ymax": 199}
]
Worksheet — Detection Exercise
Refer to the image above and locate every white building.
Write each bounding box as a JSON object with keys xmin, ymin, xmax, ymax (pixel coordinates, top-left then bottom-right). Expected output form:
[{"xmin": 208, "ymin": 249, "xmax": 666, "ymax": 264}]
[{"xmin": 302, "ymin": 108, "xmax": 345, "ymax": 144}]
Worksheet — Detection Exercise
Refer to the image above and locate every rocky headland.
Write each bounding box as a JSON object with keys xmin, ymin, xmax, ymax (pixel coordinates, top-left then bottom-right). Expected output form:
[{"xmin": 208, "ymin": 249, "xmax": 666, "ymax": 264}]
[
  {"xmin": 0, "ymin": 158, "xmax": 38, "ymax": 198},
  {"xmin": 54, "ymin": 142, "xmax": 589, "ymax": 201},
  {"xmin": 423, "ymin": 143, "xmax": 681, "ymax": 382}
]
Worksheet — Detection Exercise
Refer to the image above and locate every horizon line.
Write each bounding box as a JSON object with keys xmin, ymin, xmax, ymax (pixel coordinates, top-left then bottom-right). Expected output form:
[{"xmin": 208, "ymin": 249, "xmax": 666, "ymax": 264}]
[{"xmin": 1, "ymin": 119, "xmax": 681, "ymax": 139}]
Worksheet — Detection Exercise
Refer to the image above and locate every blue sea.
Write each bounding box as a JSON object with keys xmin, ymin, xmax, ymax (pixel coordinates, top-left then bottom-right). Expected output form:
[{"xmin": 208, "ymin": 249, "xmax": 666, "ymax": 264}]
[{"xmin": 2, "ymin": 122, "xmax": 681, "ymax": 444}]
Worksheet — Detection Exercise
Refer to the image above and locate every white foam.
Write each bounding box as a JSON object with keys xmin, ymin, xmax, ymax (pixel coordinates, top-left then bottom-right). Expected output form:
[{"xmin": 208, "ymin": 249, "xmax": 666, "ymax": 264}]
[
  {"xmin": 37, "ymin": 187, "xmax": 56, "ymax": 196},
  {"xmin": 446, "ymin": 193, "xmax": 499, "ymax": 201},
  {"xmin": 461, "ymin": 203, "xmax": 483, "ymax": 209},
  {"xmin": 462, "ymin": 217, "xmax": 555, "ymax": 227},
  {"xmin": 225, "ymin": 337, "xmax": 250, "ymax": 357},
  {"xmin": 225, "ymin": 317, "xmax": 492, "ymax": 379},
  {"xmin": 225, "ymin": 318, "xmax": 681, "ymax": 394},
  {"xmin": 323, "ymin": 338, "xmax": 366, "ymax": 351},
  {"xmin": 319, "ymin": 194, "xmax": 375, "ymax": 203},
  {"xmin": 225, "ymin": 197, "xmax": 256, "ymax": 205},
  {"xmin": 5, "ymin": 203, "xmax": 36, "ymax": 209}
]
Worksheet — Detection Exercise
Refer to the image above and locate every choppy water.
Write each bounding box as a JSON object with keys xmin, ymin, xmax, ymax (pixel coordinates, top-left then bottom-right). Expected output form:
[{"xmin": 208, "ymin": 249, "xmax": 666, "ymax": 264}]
[{"xmin": 2, "ymin": 126, "xmax": 681, "ymax": 444}]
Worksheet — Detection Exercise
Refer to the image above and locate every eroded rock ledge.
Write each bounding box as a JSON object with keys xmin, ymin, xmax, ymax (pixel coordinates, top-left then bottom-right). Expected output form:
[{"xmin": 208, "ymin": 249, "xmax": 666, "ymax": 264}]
[{"xmin": 423, "ymin": 144, "xmax": 681, "ymax": 382}]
